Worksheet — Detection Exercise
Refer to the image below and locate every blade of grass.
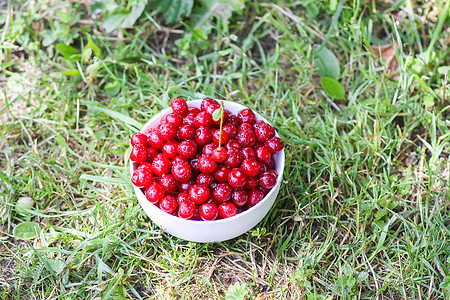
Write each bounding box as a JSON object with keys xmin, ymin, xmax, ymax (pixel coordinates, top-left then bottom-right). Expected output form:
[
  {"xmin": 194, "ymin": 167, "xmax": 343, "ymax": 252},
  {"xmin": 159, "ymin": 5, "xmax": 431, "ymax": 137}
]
[
  {"xmin": 426, "ymin": 0, "xmax": 450, "ymax": 53},
  {"xmin": 81, "ymin": 101, "xmax": 143, "ymax": 130},
  {"xmin": 316, "ymin": 0, "xmax": 345, "ymax": 53}
]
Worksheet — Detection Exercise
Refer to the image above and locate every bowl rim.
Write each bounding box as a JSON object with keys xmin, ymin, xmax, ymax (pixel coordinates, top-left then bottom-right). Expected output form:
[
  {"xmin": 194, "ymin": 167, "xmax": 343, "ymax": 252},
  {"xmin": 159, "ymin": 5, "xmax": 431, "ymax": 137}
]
[{"xmin": 130, "ymin": 99, "xmax": 285, "ymax": 225}]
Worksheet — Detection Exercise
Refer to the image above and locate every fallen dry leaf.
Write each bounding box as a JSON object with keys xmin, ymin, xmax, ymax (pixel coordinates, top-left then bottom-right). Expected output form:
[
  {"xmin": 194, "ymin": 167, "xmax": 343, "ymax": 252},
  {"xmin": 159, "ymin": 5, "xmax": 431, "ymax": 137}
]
[
  {"xmin": 369, "ymin": 42, "xmax": 400, "ymax": 78},
  {"xmin": 254, "ymin": 293, "xmax": 267, "ymax": 300}
]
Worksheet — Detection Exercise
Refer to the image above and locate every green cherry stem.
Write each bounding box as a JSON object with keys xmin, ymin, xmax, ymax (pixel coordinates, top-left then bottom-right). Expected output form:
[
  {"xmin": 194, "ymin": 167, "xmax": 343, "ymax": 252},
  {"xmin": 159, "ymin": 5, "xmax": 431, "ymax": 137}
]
[{"xmin": 218, "ymin": 102, "xmax": 224, "ymax": 150}]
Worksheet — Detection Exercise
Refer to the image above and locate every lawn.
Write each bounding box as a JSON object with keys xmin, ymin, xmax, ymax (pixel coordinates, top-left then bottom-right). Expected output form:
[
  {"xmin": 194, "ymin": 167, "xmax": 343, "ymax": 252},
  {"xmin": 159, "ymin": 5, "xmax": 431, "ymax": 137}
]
[{"xmin": 1, "ymin": 0, "xmax": 450, "ymax": 299}]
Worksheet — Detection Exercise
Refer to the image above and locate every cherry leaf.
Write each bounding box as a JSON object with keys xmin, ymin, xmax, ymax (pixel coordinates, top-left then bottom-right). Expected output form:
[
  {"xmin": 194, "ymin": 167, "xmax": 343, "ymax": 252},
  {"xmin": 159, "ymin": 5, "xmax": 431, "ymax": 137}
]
[{"xmin": 212, "ymin": 109, "xmax": 222, "ymax": 122}]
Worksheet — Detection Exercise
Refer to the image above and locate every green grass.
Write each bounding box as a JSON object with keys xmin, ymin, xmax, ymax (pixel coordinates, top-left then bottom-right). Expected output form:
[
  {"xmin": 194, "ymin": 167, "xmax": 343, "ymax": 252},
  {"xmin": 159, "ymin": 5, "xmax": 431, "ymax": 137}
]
[{"xmin": 1, "ymin": 0, "xmax": 450, "ymax": 299}]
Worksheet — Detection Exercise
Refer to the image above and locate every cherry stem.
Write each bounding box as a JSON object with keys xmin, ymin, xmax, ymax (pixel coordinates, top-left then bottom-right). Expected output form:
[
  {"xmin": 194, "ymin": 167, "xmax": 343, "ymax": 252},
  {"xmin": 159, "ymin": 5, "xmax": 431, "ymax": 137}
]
[{"xmin": 218, "ymin": 102, "xmax": 224, "ymax": 149}]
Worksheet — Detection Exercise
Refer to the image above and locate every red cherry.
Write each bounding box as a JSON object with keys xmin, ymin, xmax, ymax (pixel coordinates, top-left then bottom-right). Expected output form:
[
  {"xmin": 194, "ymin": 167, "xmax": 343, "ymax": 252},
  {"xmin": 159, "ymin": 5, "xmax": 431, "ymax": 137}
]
[
  {"xmin": 245, "ymin": 177, "xmax": 259, "ymax": 189},
  {"xmin": 178, "ymin": 201, "xmax": 196, "ymax": 219},
  {"xmin": 202, "ymin": 143, "xmax": 218, "ymax": 156},
  {"xmin": 151, "ymin": 154, "xmax": 171, "ymax": 176},
  {"xmin": 258, "ymin": 172, "xmax": 277, "ymax": 189},
  {"xmin": 196, "ymin": 173, "xmax": 214, "ymax": 186},
  {"xmin": 236, "ymin": 129, "xmax": 256, "ymax": 148},
  {"xmin": 179, "ymin": 180, "xmax": 196, "ymax": 196},
  {"xmin": 212, "ymin": 183, "xmax": 232, "ymax": 203},
  {"xmin": 247, "ymin": 188, "xmax": 264, "ymax": 207},
  {"xmin": 225, "ymin": 139, "xmax": 241, "ymax": 151},
  {"xmin": 178, "ymin": 125, "xmax": 196, "ymax": 140},
  {"xmin": 130, "ymin": 144, "xmax": 148, "ymax": 163},
  {"xmin": 171, "ymin": 161, "xmax": 192, "ymax": 183},
  {"xmin": 198, "ymin": 155, "xmax": 218, "ymax": 174},
  {"xmin": 157, "ymin": 123, "xmax": 176, "ymax": 141},
  {"xmin": 164, "ymin": 113, "xmax": 183, "ymax": 129},
  {"xmin": 195, "ymin": 127, "xmax": 213, "ymax": 146},
  {"xmin": 188, "ymin": 106, "xmax": 201, "ymax": 115},
  {"xmin": 218, "ymin": 202, "xmax": 237, "ymax": 219},
  {"xmin": 227, "ymin": 168, "xmax": 247, "ymax": 189},
  {"xmin": 258, "ymin": 162, "xmax": 268, "ymax": 175},
  {"xmin": 255, "ymin": 122, "xmax": 275, "ymax": 142},
  {"xmin": 212, "ymin": 147, "xmax": 227, "ymax": 162},
  {"xmin": 172, "ymin": 155, "xmax": 187, "ymax": 166},
  {"xmin": 267, "ymin": 169, "xmax": 277, "ymax": 177},
  {"xmin": 159, "ymin": 195, "xmax": 178, "ymax": 214},
  {"xmin": 147, "ymin": 128, "xmax": 165, "ymax": 149},
  {"xmin": 162, "ymin": 140, "xmax": 179, "ymax": 159},
  {"xmin": 194, "ymin": 111, "xmax": 213, "ymax": 128},
  {"xmin": 254, "ymin": 120, "xmax": 265, "ymax": 129},
  {"xmin": 264, "ymin": 137, "xmax": 284, "ymax": 154},
  {"xmin": 189, "ymin": 184, "xmax": 211, "ymax": 205},
  {"xmin": 226, "ymin": 113, "xmax": 239, "ymax": 127},
  {"xmin": 222, "ymin": 124, "xmax": 237, "ymax": 139},
  {"xmin": 213, "ymin": 129, "xmax": 228, "ymax": 145},
  {"xmin": 199, "ymin": 203, "xmax": 218, "ymax": 221},
  {"xmin": 146, "ymin": 147, "xmax": 158, "ymax": 163},
  {"xmin": 177, "ymin": 192, "xmax": 190, "ymax": 204},
  {"xmin": 159, "ymin": 174, "xmax": 177, "ymax": 192},
  {"xmin": 131, "ymin": 162, "xmax": 153, "ymax": 188},
  {"xmin": 182, "ymin": 113, "xmax": 196, "ymax": 126},
  {"xmin": 213, "ymin": 165, "xmax": 230, "ymax": 183},
  {"xmin": 256, "ymin": 146, "xmax": 272, "ymax": 164},
  {"xmin": 241, "ymin": 158, "xmax": 260, "ymax": 177},
  {"xmin": 238, "ymin": 108, "xmax": 256, "ymax": 124},
  {"xmin": 242, "ymin": 147, "xmax": 257, "ymax": 160},
  {"xmin": 238, "ymin": 123, "xmax": 253, "ymax": 132},
  {"xmin": 131, "ymin": 132, "xmax": 148, "ymax": 147},
  {"xmin": 178, "ymin": 140, "xmax": 198, "ymax": 160},
  {"xmin": 145, "ymin": 183, "xmax": 165, "ymax": 204},
  {"xmin": 201, "ymin": 98, "xmax": 220, "ymax": 115},
  {"xmin": 224, "ymin": 148, "xmax": 243, "ymax": 168},
  {"xmin": 232, "ymin": 189, "xmax": 248, "ymax": 207},
  {"xmin": 171, "ymin": 98, "xmax": 188, "ymax": 116}
]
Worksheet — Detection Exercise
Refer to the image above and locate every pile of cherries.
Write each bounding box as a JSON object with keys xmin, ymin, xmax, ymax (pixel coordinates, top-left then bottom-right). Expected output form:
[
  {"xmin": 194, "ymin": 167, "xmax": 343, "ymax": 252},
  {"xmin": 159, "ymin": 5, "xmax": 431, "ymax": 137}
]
[{"xmin": 130, "ymin": 97, "xmax": 284, "ymax": 221}]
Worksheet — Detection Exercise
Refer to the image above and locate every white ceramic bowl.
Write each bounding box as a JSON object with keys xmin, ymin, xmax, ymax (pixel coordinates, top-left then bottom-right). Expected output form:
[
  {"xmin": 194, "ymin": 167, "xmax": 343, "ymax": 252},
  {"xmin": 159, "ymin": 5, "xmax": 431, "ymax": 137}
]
[{"xmin": 130, "ymin": 100, "xmax": 285, "ymax": 243}]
